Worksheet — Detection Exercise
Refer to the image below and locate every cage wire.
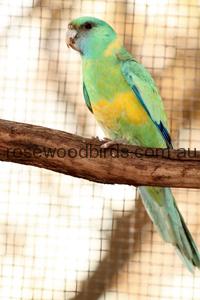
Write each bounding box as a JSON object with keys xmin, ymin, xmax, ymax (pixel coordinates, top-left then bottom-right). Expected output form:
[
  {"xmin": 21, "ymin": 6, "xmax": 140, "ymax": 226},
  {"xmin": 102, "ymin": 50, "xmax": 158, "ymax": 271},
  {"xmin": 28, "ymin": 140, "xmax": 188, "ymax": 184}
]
[{"xmin": 0, "ymin": 0, "xmax": 200, "ymax": 299}]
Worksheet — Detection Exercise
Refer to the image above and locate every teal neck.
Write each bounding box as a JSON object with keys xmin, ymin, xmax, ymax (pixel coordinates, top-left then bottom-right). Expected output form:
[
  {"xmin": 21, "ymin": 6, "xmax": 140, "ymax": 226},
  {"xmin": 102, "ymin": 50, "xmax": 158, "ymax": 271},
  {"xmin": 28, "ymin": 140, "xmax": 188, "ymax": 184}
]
[{"xmin": 79, "ymin": 29, "xmax": 117, "ymax": 59}]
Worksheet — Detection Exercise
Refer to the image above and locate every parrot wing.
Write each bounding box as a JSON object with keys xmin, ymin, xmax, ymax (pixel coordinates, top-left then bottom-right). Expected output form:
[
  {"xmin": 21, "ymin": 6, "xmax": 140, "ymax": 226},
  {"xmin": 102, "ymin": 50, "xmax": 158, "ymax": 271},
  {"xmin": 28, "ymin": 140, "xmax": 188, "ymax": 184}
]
[{"xmin": 118, "ymin": 50, "xmax": 173, "ymax": 148}]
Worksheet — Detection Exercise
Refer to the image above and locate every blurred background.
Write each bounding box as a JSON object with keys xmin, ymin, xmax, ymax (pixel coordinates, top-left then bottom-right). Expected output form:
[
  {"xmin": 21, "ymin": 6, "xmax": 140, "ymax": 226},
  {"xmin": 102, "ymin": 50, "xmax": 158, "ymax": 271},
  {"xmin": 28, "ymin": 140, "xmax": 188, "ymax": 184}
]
[{"xmin": 0, "ymin": 0, "xmax": 200, "ymax": 299}]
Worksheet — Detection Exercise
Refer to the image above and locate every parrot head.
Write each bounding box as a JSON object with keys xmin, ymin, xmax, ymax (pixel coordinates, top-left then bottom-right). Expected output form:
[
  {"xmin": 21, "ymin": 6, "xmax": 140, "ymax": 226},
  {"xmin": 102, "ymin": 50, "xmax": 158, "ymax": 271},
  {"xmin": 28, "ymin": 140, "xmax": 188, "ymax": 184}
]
[{"xmin": 66, "ymin": 16, "xmax": 117, "ymax": 58}]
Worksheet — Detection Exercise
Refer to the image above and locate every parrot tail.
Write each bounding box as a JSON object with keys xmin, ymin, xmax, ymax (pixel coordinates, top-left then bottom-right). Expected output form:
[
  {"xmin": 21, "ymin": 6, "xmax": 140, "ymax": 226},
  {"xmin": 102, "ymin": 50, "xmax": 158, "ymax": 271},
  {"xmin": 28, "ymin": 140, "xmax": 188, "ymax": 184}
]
[{"xmin": 139, "ymin": 186, "xmax": 200, "ymax": 272}]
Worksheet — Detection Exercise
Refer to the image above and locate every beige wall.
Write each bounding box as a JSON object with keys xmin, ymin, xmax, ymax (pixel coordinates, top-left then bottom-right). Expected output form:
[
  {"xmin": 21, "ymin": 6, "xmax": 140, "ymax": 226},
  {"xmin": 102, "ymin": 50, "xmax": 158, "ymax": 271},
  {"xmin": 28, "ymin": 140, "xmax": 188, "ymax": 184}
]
[{"xmin": 0, "ymin": 0, "xmax": 200, "ymax": 299}]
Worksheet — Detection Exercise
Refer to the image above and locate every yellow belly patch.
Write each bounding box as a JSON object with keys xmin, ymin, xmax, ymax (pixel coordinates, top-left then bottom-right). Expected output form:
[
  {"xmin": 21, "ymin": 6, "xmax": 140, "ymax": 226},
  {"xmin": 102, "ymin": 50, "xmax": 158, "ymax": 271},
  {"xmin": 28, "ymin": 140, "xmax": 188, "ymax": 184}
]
[{"xmin": 92, "ymin": 91, "xmax": 148, "ymax": 128}]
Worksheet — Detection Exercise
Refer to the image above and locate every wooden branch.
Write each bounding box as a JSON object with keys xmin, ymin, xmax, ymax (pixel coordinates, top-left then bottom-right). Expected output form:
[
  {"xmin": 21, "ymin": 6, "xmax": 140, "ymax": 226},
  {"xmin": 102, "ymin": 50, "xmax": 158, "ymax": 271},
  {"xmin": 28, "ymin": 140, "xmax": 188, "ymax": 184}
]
[{"xmin": 0, "ymin": 119, "xmax": 200, "ymax": 188}]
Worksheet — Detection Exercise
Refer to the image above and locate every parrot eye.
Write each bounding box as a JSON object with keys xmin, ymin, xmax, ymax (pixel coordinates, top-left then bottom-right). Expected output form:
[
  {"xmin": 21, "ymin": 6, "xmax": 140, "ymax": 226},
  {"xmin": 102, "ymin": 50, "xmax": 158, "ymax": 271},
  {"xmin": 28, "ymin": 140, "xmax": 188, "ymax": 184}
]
[{"xmin": 83, "ymin": 22, "xmax": 93, "ymax": 30}]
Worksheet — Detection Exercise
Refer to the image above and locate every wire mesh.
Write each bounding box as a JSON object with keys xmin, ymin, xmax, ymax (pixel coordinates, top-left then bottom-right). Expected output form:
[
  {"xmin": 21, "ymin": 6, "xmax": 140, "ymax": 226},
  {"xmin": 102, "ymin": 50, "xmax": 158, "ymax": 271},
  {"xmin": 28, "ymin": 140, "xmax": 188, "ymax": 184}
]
[{"xmin": 0, "ymin": 0, "xmax": 200, "ymax": 299}]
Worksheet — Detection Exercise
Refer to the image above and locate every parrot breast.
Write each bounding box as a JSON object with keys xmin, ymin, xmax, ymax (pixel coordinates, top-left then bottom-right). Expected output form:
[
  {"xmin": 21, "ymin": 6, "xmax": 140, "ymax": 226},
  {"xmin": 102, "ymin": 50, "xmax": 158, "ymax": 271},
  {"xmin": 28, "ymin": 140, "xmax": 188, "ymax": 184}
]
[
  {"xmin": 83, "ymin": 57, "xmax": 148, "ymax": 130},
  {"xmin": 82, "ymin": 54, "xmax": 163, "ymax": 146},
  {"xmin": 92, "ymin": 91, "xmax": 148, "ymax": 129}
]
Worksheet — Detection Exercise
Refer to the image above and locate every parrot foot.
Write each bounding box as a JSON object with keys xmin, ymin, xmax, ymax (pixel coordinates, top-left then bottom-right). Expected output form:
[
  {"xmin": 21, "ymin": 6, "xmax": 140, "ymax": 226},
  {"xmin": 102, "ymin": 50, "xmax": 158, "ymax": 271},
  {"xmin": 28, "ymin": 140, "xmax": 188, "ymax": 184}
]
[
  {"xmin": 100, "ymin": 140, "xmax": 116, "ymax": 149},
  {"xmin": 100, "ymin": 139, "xmax": 125, "ymax": 149}
]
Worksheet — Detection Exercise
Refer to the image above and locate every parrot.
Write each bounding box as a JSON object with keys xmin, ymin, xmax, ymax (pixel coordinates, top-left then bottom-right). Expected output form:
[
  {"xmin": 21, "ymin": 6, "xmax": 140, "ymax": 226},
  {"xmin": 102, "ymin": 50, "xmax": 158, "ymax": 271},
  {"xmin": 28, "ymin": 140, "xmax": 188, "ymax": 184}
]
[{"xmin": 66, "ymin": 16, "xmax": 200, "ymax": 272}]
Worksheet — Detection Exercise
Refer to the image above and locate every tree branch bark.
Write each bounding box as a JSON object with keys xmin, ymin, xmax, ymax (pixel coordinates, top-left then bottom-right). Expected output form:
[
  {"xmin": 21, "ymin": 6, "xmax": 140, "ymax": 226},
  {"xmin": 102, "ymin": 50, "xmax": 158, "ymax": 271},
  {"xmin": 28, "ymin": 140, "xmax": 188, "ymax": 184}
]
[{"xmin": 0, "ymin": 119, "xmax": 200, "ymax": 188}]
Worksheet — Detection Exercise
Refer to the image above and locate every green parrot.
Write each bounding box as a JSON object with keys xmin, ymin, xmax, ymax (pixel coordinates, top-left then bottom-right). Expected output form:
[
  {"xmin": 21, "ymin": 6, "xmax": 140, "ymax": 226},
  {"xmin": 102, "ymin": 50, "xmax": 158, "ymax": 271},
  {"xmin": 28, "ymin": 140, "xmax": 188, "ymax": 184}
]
[{"xmin": 66, "ymin": 16, "xmax": 200, "ymax": 272}]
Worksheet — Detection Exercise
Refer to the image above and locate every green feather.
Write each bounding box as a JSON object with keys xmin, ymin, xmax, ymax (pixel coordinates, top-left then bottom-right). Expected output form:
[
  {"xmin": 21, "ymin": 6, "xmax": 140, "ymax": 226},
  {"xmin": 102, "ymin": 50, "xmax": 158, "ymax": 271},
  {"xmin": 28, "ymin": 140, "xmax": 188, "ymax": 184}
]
[
  {"xmin": 139, "ymin": 186, "xmax": 200, "ymax": 272},
  {"xmin": 69, "ymin": 16, "xmax": 200, "ymax": 272}
]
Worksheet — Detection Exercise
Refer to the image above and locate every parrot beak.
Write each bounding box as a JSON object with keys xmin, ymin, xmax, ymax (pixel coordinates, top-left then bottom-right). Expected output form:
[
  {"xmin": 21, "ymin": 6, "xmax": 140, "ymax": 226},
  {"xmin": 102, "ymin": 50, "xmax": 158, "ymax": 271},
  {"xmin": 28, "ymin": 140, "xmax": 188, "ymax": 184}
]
[{"xmin": 66, "ymin": 25, "xmax": 80, "ymax": 52}]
